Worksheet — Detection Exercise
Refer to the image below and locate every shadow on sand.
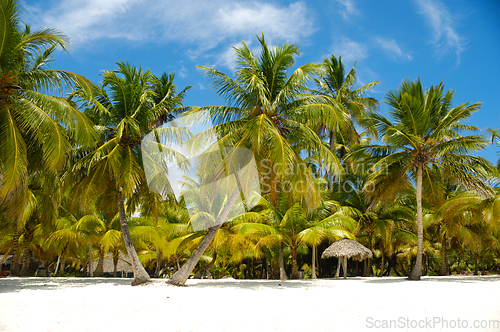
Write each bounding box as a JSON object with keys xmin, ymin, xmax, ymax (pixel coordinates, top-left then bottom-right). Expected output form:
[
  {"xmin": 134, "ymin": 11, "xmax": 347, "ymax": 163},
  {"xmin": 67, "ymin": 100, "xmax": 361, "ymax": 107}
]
[
  {"xmin": 361, "ymin": 274, "xmax": 500, "ymax": 284},
  {"xmin": 0, "ymin": 277, "xmax": 132, "ymax": 293},
  {"xmin": 1, "ymin": 274, "xmax": 498, "ymax": 293}
]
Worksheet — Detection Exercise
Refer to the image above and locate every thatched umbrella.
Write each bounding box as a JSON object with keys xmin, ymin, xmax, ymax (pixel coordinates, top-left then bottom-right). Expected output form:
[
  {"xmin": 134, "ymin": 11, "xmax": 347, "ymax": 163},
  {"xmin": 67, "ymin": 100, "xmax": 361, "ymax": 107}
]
[{"xmin": 321, "ymin": 239, "xmax": 372, "ymax": 278}]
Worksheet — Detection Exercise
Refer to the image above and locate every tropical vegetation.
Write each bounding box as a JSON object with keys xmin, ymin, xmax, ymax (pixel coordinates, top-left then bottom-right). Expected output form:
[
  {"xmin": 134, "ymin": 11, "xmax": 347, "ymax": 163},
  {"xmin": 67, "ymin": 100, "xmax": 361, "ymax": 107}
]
[{"xmin": 1, "ymin": 0, "xmax": 499, "ymax": 285}]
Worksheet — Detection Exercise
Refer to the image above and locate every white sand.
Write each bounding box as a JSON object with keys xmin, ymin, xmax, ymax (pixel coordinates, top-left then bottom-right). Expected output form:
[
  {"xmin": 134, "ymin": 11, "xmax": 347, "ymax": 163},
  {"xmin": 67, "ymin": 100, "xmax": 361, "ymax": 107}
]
[{"xmin": 0, "ymin": 276, "xmax": 499, "ymax": 332}]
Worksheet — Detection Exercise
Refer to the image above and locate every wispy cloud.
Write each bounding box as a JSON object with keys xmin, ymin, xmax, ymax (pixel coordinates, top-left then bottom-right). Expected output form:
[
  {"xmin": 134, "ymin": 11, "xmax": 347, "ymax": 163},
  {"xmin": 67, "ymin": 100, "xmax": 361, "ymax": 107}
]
[
  {"xmin": 413, "ymin": 0, "xmax": 464, "ymax": 61},
  {"xmin": 24, "ymin": 0, "xmax": 144, "ymax": 42},
  {"xmin": 26, "ymin": 0, "xmax": 314, "ymax": 50},
  {"xmin": 331, "ymin": 37, "xmax": 367, "ymax": 63},
  {"xmin": 334, "ymin": 0, "xmax": 359, "ymax": 19},
  {"xmin": 375, "ymin": 37, "xmax": 412, "ymax": 61}
]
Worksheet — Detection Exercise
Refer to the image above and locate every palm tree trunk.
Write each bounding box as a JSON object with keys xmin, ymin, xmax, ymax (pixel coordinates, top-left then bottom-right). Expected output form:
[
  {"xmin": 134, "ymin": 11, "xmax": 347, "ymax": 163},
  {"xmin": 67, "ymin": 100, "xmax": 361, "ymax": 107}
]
[
  {"xmin": 59, "ymin": 247, "xmax": 67, "ymax": 276},
  {"xmin": 474, "ymin": 252, "xmax": 479, "ymax": 275},
  {"xmin": 94, "ymin": 248, "xmax": 104, "ymax": 277},
  {"xmin": 174, "ymin": 254, "xmax": 180, "ymax": 272},
  {"xmin": 364, "ymin": 233, "xmax": 374, "ymax": 277},
  {"xmin": 88, "ymin": 244, "xmax": 93, "ymax": 277},
  {"xmin": 424, "ymin": 254, "xmax": 428, "ymax": 276},
  {"xmin": 168, "ymin": 187, "xmax": 240, "ymax": 286},
  {"xmin": 378, "ymin": 249, "xmax": 385, "ymax": 277},
  {"xmin": 409, "ymin": 164, "xmax": 424, "ymax": 280},
  {"xmin": 311, "ymin": 245, "xmax": 317, "ymax": 279},
  {"xmin": 335, "ymin": 257, "xmax": 341, "ymax": 278},
  {"xmin": 154, "ymin": 249, "xmax": 161, "ymax": 278},
  {"xmin": 10, "ymin": 226, "xmax": 21, "ymax": 276},
  {"xmin": 343, "ymin": 256, "xmax": 348, "ymax": 278},
  {"xmin": 328, "ymin": 128, "xmax": 337, "ymax": 190},
  {"xmin": 113, "ymin": 251, "xmax": 119, "ymax": 277},
  {"xmin": 290, "ymin": 245, "xmax": 299, "ymax": 279},
  {"xmin": 279, "ymin": 242, "xmax": 288, "ymax": 280},
  {"xmin": 54, "ymin": 255, "xmax": 61, "ymax": 275},
  {"xmin": 20, "ymin": 241, "xmax": 30, "ymax": 276},
  {"xmin": 400, "ymin": 259, "xmax": 408, "ymax": 276},
  {"xmin": 261, "ymin": 257, "xmax": 267, "ymax": 279},
  {"xmin": 117, "ymin": 188, "xmax": 151, "ymax": 285},
  {"xmin": 439, "ymin": 230, "xmax": 449, "ymax": 276}
]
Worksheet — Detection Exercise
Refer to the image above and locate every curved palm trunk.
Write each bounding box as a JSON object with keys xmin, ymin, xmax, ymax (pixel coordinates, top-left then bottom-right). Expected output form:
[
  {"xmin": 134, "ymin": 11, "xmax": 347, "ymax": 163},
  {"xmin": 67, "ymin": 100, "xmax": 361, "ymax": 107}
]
[
  {"xmin": 409, "ymin": 164, "xmax": 424, "ymax": 280},
  {"xmin": 290, "ymin": 245, "xmax": 299, "ymax": 279},
  {"xmin": 94, "ymin": 248, "xmax": 104, "ymax": 277},
  {"xmin": 279, "ymin": 242, "xmax": 288, "ymax": 280},
  {"xmin": 54, "ymin": 255, "xmax": 61, "ymax": 275},
  {"xmin": 168, "ymin": 188, "xmax": 240, "ymax": 286},
  {"xmin": 117, "ymin": 189, "xmax": 151, "ymax": 286},
  {"xmin": 311, "ymin": 245, "xmax": 317, "ymax": 279}
]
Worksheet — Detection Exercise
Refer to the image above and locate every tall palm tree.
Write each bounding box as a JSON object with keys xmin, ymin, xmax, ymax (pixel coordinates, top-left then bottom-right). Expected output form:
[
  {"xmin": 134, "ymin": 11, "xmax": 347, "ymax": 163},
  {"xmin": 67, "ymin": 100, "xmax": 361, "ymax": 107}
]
[
  {"xmin": 351, "ymin": 78, "xmax": 492, "ymax": 280},
  {"xmin": 0, "ymin": 0, "xmax": 97, "ymax": 275},
  {"xmin": 0, "ymin": 0, "xmax": 97, "ymax": 200},
  {"xmin": 310, "ymin": 55, "xmax": 379, "ymax": 189},
  {"xmin": 72, "ymin": 62, "xmax": 191, "ymax": 285},
  {"xmin": 168, "ymin": 34, "xmax": 341, "ymax": 286}
]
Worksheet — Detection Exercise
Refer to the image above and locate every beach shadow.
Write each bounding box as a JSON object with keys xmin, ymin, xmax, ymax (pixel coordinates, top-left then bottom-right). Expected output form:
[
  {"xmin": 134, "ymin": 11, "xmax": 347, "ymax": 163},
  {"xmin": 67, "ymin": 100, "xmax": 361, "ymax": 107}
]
[
  {"xmin": 0, "ymin": 277, "xmax": 132, "ymax": 293},
  {"xmin": 362, "ymin": 275, "xmax": 500, "ymax": 284},
  {"xmin": 185, "ymin": 279, "xmax": 328, "ymax": 290}
]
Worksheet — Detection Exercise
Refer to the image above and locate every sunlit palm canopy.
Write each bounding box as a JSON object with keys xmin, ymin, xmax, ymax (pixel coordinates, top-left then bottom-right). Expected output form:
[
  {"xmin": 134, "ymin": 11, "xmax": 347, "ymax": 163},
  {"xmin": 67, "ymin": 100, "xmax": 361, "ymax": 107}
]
[
  {"xmin": 0, "ymin": 0, "xmax": 98, "ymax": 201},
  {"xmin": 191, "ymin": 34, "xmax": 341, "ymax": 211},
  {"xmin": 350, "ymin": 78, "xmax": 493, "ymax": 204}
]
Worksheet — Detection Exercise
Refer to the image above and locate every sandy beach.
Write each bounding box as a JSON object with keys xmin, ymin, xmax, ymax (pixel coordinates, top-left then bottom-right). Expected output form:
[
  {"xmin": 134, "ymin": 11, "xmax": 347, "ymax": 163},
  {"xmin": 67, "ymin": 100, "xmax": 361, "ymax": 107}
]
[{"xmin": 0, "ymin": 276, "xmax": 499, "ymax": 332}]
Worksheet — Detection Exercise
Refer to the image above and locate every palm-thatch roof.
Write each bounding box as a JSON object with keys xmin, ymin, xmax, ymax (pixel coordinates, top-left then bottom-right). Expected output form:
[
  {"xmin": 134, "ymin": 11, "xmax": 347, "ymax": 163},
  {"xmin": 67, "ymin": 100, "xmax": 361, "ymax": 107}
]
[
  {"xmin": 0, "ymin": 255, "xmax": 13, "ymax": 265},
  {"xmin": 87, "ymin": 254, "xmax": 133, "ymax": 274},
  {"xmin": 321, "ymin": 238, "xmax": 372, "ymax": 261},
  {"xmin": 102, "ymin": 254, "xmax": 133, "ymax": 274}
]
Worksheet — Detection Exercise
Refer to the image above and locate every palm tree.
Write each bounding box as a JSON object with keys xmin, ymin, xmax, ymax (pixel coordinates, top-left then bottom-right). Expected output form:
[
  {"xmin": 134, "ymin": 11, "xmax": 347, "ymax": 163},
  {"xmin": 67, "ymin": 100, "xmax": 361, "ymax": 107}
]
[
  {"xmin": 351, "ymin": 78, "xmax": 492, "ymax": 280},
  {"xmin": 0, "ymin": 0, "xmax": 97, "ymax": 200},
  {"xmin": 310, "ymin": 55, "xmax": 379, "ymax": 189},
  {"xmin": 234, "ymin": 191, "xmax": 356, "ymax": 279},
  {"xmin": 0, "ymin": 0, "xmax": 97, "ymax": 275},
  {"xmin": 168, "ymin": 34, "xmax": 341, "ymax": 286},
  {"xmin": 72, "ymin": 62, "xmax": 191, "ymax": 285}
]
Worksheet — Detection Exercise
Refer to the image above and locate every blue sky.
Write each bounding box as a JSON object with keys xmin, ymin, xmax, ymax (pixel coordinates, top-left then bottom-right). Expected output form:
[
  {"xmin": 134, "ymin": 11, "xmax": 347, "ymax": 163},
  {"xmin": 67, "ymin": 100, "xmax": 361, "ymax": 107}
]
[{"xmin": 22, "ymin": 0, "xmax": 500, "ymax": 162}]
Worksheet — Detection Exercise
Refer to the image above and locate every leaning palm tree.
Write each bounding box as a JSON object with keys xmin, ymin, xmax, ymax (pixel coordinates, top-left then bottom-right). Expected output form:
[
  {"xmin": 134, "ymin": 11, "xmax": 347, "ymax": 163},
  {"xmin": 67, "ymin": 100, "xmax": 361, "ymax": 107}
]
[
  {"xmin": 351, "ymin": 78, "xmax": 492, "ymax": 280},
  {"xmin": 71, "ymin": 62, "xmax": 191, "ymax": 285},
  {"xmin": 167, "ymin": 34, "xmax": 341, "ymax": 286}
]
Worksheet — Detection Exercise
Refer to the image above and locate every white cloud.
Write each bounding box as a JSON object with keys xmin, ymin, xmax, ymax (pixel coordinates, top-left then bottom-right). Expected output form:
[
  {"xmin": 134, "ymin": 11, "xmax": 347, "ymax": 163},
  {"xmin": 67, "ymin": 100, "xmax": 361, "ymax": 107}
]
[
  {"xmin": 334, "ymin": 0, "xmax": 359, "ymax": 19},
  {"xmin": 375, "ymin": 37, "xmax": 412, "ymax": 61},
  {"xmin": 26, "ymin": 0, "xmax": 314, "ymax": 50},
  {"xmin": 413, "ymin": 0, "xmax": 464, "ymax": 61},
  {"xmin": 217, "ymin": 45, "xmax": 239, "ymax": 72},
  {"xmin": 331, "ymin": 37, "xmax": 367, "ymax": 63},
  {"xmin": 25, "ymin": 0, "xmax": 145, "ymax": 42}
]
